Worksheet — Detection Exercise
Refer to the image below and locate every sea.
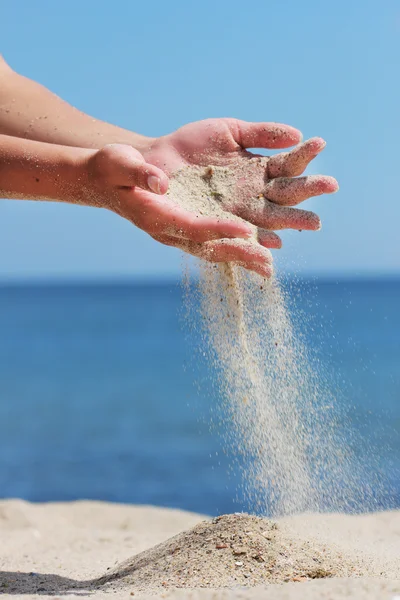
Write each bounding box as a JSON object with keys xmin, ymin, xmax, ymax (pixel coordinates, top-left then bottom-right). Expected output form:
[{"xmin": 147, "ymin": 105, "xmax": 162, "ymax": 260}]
[{"xmin": 0, "ymin": 277, "xmax": 398, "ymax": 516}]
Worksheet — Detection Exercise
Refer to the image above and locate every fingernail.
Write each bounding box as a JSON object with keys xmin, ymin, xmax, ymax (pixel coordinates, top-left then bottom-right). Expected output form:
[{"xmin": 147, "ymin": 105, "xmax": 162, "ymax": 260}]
[
  {"xmin": 260, "ymin": 265, "xmax": 273, "ymax": 278},
  {"xmin": 148, "ymin": 175, "xmax": 161, "ymax": 194},
  {"xmin": 240, "ymin": 227, "xmax": 255, "ymax": 239},
  {"xmin": 225, "ymin": 229, "xmax": 253, "ymax": 240}
]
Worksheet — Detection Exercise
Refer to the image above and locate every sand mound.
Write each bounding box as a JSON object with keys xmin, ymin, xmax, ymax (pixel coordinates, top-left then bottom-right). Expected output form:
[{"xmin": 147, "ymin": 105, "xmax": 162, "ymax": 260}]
[{"xmin": 97, "ymin": 513, "xmax": 363, "ymax": 592}]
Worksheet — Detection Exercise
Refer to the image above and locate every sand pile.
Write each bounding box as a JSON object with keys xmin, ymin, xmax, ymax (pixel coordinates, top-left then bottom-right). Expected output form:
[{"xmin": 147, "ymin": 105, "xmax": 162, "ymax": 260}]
[
  {"xmin": 96, "ymin": 513, "xmax": 363, "ymax": 593},
  {"xmin": 0, "ymin": 501, "xmax": 398, "ymax": 599}
]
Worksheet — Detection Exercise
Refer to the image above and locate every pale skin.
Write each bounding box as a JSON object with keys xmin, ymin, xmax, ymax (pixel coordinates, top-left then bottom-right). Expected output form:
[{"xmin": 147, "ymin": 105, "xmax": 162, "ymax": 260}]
[{"xmin": 0, "ymin": 56, "xmax": 338, "ymax": 276}]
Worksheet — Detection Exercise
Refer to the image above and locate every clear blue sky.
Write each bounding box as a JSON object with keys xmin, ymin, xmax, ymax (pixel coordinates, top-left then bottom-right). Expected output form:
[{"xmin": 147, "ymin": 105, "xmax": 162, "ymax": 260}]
[{"xmin": 1, "ymin": 0, "xmax": 399, "ymax": 280}]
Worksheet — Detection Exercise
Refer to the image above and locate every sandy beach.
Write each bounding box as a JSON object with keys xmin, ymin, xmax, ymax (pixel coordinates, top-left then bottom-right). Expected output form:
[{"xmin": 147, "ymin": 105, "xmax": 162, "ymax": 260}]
[{"xmin": 0, "ymin": 500, "xmax": 398, "ymax": 599}]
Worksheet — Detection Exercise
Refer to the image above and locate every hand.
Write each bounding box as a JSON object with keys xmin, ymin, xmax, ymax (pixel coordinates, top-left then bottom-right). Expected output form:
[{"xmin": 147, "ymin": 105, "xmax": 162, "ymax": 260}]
[
  {"xmin": 84, "ymin": 143, "xmax": 254, "ymax": 247},
  {"xmin": 143, "ymin": 118, "xmax": 338, "ymax": 277}
]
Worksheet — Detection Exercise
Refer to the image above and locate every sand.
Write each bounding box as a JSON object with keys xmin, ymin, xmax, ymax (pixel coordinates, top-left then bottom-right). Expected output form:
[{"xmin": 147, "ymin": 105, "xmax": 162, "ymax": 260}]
[
  {"xmin": 165, "ymin": 161, "xmax": 275, "ymax": 272},
  {"xmin": 0, "ymin": 500, "xmax": 399, "ymax": 599}
]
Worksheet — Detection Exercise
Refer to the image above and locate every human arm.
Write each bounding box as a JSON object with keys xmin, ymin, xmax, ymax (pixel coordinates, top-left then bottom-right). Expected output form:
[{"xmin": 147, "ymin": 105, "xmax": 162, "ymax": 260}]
[
  {"xmin": 0, "ymin": 55, "xmax": 150, "ymax": 152},
  {"xmin": 0, "ymin": 134, "xmax": 89, "ymax": 202}
]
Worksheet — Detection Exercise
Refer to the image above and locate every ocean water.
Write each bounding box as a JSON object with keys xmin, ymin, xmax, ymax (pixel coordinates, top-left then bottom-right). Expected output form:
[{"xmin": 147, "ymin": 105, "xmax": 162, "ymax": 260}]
[{"xmin": 0, "ymin": 278, "xmax": 398, "ymax": 516}]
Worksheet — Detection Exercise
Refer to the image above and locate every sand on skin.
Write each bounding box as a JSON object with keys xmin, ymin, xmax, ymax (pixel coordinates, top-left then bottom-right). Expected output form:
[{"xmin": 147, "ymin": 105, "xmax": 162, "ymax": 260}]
[{"xmin": 0, "ymin": 499, "xmax": 399, "ymax": 600}]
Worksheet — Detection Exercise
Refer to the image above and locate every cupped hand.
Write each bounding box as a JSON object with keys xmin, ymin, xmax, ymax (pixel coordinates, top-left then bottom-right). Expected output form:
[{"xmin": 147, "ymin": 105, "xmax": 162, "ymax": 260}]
[
  {"xmin": 143, "ymin": 118, "xmax": 338, "ymax": 276},
  {"xmin": 84, "ymin": 142, "xmax": 254, "ymax": 244}
]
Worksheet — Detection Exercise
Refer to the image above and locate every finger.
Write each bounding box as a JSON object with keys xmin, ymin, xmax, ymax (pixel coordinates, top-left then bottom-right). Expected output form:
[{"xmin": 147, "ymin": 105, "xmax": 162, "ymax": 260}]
[
  {"xmin": 257, "ymin": 229, "xmax": 282, "ymax": 249},
  {"xmin": 153, "ymin": 234, "xmax": 274, "ymax": 277},
  {"xmin": 237, "ymin": 200, "xmax": 321, "ymax": 231},
  {"xmin": 227, "ymin": 119, "xmax": 302, "ymax": 150},
  {"xmin": 121, "ymin": 161, "xmax": 169, "ymax": 195},
  {"xmin": 244, "ymin": 262, "xmax": 273, "ymax": 278},
  {"xmin": 152, "ymin": 234, "xmax": 273, "ymax": 267},
  {"xmin": 131, "ymin": 190, "xmax": 253, "ymax": 242},
  {"xmin": 165, "ymin": 211, "xmax": 253, "ymax": 243},
  {"xmin": 267, "ymin": 137, "xmax": 327, "ymax": 178},
  {"xmin": 264, "ymin": 175, "xmax": 339, "ymax": 206},
  {"xmin": 201, "ymin": 238, "xmax": 273, "ymax": 265},
  {"xmin": 104, "ymin": 143, "xmax": 169, "ymax": 194}
]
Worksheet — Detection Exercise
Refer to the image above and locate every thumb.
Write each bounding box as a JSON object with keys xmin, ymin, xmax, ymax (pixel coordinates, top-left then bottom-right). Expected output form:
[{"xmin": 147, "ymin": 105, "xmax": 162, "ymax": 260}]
[{"xmin": 97, "ymin": 143, "xmax": 169, "ymax": 194}]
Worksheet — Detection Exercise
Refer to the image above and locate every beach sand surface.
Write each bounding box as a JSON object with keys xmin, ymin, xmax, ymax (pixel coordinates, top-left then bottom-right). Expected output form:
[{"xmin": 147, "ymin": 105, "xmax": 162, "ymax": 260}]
[{"xmin": 0, "ymin": 500, "xmax": 399, "ymax": 599}]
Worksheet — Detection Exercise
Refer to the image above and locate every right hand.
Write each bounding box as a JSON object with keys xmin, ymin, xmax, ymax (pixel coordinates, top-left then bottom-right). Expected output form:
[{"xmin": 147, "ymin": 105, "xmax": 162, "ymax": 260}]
[{"xmin": 143, "ymin": 118, "xmax": 338, "ymax": 277}]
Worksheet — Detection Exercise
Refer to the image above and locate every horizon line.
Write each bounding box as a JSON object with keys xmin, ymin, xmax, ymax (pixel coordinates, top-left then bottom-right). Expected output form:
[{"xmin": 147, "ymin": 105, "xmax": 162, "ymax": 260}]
[{"xmin": 0, "ymin": 272, "xmax": 398, "ymax": 287}]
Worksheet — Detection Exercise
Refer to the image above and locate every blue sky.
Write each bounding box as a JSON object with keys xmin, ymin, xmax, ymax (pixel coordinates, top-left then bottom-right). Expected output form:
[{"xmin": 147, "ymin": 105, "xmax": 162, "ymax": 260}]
[{"xmin": 1, "ymin": 0, "xmax": 399, "ymax": 280}]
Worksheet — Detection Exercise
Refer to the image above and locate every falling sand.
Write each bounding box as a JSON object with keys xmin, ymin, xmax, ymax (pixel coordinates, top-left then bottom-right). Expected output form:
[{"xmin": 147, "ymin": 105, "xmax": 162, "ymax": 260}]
[{"xmin": 167, "ymin": 163, "xmax": 387, "ymax": 517}]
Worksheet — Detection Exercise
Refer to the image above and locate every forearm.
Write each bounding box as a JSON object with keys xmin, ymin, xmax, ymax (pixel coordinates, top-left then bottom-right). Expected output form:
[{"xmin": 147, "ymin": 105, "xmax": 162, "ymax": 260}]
[
  {"xmin": 0, "ymin": 133, "xmax": 92, "ymax": 203},
  {"xmin": 0, "ymin": 56, "xmax": 152, "ymax": 152}
]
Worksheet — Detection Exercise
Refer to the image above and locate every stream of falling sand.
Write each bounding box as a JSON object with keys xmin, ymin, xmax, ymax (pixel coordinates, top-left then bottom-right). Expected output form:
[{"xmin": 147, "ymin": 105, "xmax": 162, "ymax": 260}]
[
  {"xmin": 197, "ymin": 264, "xmax": 314, "ymax": 515},
  {"xmin": 169, "ymin": 160, "xmax": 389, "ymax": 516},
  {"xmin": 184, "ymin": 262, "xmax": 386, "ymax": 517}
]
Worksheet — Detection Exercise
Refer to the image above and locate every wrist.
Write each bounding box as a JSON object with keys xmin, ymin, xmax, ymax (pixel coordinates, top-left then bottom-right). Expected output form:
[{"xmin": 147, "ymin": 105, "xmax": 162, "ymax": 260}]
[
  {"xmin": 69, "ymin": 147, "xmax": 99, "ymax": 205},
  {"xmin": 127, "ymin": 134, "xmax": 156, "ymax": 155},
  {"xmin": 93, "ymin": 128, "xmax": 155, "ymax": 155},
  {"xmin": 0, "ymin": 134, "xmax": 96, "ymax": 204},
  {"xmin": 49, "ymin": 146, "xmax": 97, "ymax": 206}
]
